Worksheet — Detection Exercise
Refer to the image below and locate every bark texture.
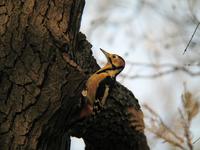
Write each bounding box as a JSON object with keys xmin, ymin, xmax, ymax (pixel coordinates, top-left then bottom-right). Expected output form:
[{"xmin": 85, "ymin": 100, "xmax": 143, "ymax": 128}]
[{"xmin": 0, "ymin": 0, "xmax": 149, "ymax": 150}]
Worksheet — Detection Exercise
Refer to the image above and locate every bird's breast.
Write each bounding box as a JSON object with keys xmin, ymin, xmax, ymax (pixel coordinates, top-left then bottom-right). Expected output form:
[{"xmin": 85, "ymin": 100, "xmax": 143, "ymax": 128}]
[{"xmin": 85, "ymin": 73, "xmax": 109, "ymax": 105}]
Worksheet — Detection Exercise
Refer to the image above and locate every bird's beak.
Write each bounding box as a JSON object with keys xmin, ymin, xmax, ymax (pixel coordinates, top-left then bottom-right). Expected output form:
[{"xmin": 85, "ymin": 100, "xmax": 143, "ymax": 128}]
[{"xmin": 100, "ymin": 48, "xmax": 111, "ymax": 63}]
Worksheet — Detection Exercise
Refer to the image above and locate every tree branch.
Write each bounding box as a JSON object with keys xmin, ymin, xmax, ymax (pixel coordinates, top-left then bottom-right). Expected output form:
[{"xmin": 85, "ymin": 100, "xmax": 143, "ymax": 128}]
[
  {"xmin": 183, "ymin": 22, "xmax": 200, "ymax": 55},
  {"xmin": 119, "ymin": 62, "xmax": 200, "ymax": 79}
]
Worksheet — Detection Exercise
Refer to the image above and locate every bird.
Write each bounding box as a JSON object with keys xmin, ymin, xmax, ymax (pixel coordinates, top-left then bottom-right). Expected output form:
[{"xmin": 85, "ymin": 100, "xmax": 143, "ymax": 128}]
[{"xmin": 81, "ymin": 48, "xmax": 125, "ymax": 116}]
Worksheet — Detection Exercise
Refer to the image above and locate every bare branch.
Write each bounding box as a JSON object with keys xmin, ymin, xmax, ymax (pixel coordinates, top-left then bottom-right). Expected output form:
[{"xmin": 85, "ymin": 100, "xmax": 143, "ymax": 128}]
[
  {"xmin": 120, "ymin": 64, "xmax": 200, "ymax": 79},
  {"xmin": 147, "ymin": 127, "xmax": 186, "ymax": 150},
  {"xmin": 143, "ymin": 104, "xmax": 184, "ymax": 144},
  {"xmin": 179, "ymin": 88, "xmax": 200, "ymax": 150},
  {"xmin": 125, "ymin": 61, "xmax": 200, "ymax": 68},
  {"xmin": 178, "ymin": 108, "xmax": 193, "ymax": 150},
  {"xmin": 193, "ymin": 137, "xmax": 200, "ymax": 144},
  {"xmin": 183, "ymin": 22, "xmax": 200, "ymax": 55},
  {"xmin": 143, "ymin": 88, "xmax": 200, "ymax": 150}
]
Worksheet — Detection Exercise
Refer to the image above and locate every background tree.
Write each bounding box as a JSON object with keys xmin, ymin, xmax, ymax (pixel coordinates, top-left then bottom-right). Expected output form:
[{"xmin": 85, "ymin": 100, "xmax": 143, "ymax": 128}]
[{"xmin": 0, "ymin": 0, "xmax": 149, "ymax": 150}]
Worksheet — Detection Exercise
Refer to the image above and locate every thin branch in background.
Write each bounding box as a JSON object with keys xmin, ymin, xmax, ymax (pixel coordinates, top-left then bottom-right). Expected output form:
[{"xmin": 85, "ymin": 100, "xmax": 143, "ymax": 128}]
[
  {"xmin": 119, "ymin": 64, "xmax": 200, "ymax": 79},
  {"xmin": 126, "ymin": 62, "xmax": 179, "ymax": 67},
  {"xmin": 143, "ymin": 104, "xmax": 184, "ymax": 144},
  {"xmin": 180, "ymin": 90, "xmax": 200, "ymax": 150},
  {"xmin": 143, "ymin": 89, "xmax": 200, "ymax": 150},
  {"xmin": 147, "ymin": 127, "xmax": 186, "ymax": 150},
  {"xmin": 143, "ymin": 104, "xmax": 185, "ymax": 150},
  {"xmin": 193, "ymin": 137, "xmax": 200, "ymax": 144},
  {"xmin": 178, "ymin": 108, "xmax": 193, "ymax": 150},
  {"xmin": 183, "ymin": 22, "xmax": 200, "ymax": 55},
  {"xmin": 125, "ymin": 61, "xmax": 200, "ymax": 67}
]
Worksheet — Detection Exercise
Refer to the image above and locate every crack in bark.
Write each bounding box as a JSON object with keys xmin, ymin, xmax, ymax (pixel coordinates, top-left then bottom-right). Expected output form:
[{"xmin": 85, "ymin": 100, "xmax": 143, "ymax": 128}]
[
  {"xmin": 25, "ymin": 101, "xmax": 51, "ymax": 149},
  {"xmin": 8, "ymin": 135, "xmax": 14, "ymax": 150},
  {"xmin": 1, "ymin": 0, "xmax": 149, "ymax": 149},
  {"xmin": 4, "ymin": 81, "xmax": 13, "ymax": 105}
]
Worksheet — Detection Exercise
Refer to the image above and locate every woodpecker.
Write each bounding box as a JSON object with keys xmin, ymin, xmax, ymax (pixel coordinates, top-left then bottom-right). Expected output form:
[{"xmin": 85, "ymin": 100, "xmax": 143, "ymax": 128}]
[{"xmin": 81, "ymin": 48, "xmax": 125, "ymax": 115}]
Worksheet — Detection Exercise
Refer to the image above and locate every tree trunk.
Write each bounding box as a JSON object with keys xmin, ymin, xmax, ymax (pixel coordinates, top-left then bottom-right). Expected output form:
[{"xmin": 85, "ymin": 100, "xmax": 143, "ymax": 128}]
[{"xmin": 0, "ymin": 0, "xmax": 149, "ymax": 150}]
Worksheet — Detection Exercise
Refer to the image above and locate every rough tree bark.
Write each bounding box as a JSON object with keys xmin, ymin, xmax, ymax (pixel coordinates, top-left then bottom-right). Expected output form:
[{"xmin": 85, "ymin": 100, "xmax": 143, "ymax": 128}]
[{"xmin": 0, "ymin": 0, "xmax": 149, "ymax": 150}]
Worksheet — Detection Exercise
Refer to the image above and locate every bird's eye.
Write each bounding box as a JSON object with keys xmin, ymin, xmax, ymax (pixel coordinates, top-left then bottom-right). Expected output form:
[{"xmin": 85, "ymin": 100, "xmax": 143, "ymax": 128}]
[{"xmin": 113, "ymin": 55, "xmax": 117, "ymax": 59}]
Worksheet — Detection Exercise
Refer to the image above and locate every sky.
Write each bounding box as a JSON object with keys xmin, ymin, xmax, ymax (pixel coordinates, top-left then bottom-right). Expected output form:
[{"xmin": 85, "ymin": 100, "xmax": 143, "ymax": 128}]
[{"xmin": 71, "ymin": 0, "xmax": 200, "ymax": 149}]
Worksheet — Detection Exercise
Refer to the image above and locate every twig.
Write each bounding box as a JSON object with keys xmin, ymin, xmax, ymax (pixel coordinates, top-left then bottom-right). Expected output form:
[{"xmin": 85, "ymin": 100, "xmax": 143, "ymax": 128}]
[
  {"xmin": 143, "ymin": 104, "xmax": 184, "ymax": 144},
  {"xmin": 193, "ymin": 136, "xmax": 200, "ymax": 144},
  {"xmin": 125, "ymin": 61, "xmax": 200, "ymax": 67},
  {"xmin": 125, "ymin": 62, "xmax": 180, "ymax": 67},
  {"xmin": 178, "ymin": 108, "xmax": 193, "ymax": 150},
  {"xmin": 147, "ymin": 127, "xmax": 186, "ymax": 150},
  {"xmin": 120, "ymin": 66, "xmax": 200, "ymax": 79},
  {"xmin": 183, "ymin": 22, "xmax": 200, "ymax": 55}
]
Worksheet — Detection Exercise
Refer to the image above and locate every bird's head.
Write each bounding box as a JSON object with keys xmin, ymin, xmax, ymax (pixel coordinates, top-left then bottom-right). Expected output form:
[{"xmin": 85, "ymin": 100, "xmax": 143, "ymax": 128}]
[{"xmin": 99, "ymin": 48, "xmax": 125, "ymax": 77}]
